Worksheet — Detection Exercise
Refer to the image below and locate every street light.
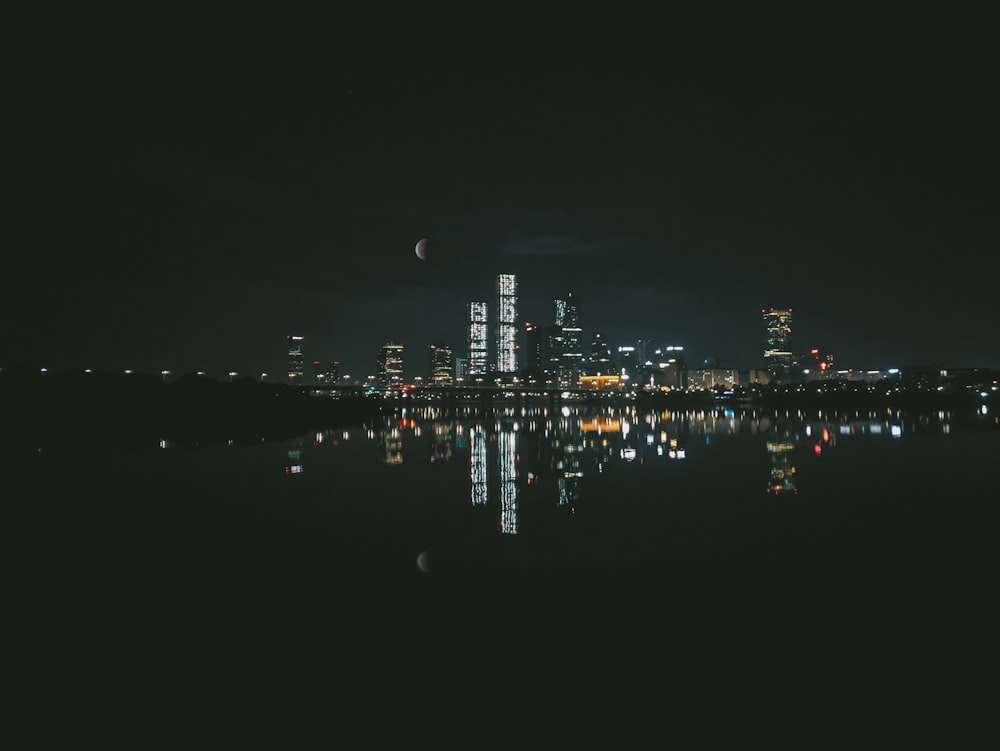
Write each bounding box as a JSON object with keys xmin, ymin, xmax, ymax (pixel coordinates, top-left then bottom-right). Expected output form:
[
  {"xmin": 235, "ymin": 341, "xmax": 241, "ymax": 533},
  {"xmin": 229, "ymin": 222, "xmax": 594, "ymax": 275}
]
[
  {"xmin": 161, "ymin": 370, "xmax": 171, "ymax": 382},
  {"xmin": 261, "ymin": 372, "xmax": 268, "ymax": 382},
  {"xmin": 228, "ymin": 371, "xmax": 238, "ymax": 383}
]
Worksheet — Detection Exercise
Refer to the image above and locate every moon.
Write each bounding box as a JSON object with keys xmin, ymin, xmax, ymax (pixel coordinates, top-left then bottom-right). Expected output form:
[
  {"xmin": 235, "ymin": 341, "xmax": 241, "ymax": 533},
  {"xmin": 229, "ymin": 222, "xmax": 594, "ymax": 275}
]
[
  {"xmin": 415, "ymin": 238, "xmax": 428, "ymax": 261},
  {"xmin": 416, "ymin": 550, "xmax": 430, "ymax": 574}
]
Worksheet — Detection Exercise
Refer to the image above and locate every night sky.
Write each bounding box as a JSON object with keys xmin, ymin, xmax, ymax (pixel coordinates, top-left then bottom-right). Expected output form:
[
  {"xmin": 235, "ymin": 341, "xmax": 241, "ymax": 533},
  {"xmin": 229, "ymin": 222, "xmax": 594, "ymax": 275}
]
[{"xmin": 5, "ymin": 4, "xmax": 999, "ymax": 380}]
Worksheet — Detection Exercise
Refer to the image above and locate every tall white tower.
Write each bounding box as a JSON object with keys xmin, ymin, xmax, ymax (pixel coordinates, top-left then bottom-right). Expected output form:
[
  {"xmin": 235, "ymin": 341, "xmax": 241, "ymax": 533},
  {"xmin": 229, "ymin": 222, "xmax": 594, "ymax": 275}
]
[{"xmin": 497, "ymin": 273, "xmax": 518, "ymax": 374}]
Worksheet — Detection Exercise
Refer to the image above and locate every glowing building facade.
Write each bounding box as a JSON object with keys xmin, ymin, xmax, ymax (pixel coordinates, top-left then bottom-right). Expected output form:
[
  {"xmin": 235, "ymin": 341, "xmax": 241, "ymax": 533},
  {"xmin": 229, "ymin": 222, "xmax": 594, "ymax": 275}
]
[
  {"xmin": 287, "ymin": 335, "xmax": 304, "ymax": 384},
  {"xmin": 555, "ymin": 293, "xmax": 582, "ymax": 386},
  {"xmin": 763, "ymin": 308, "xmax": 794, "ymax": 382},
  {"xmin": 468, "ymin": 302, "xmax": 488, "ymax": 378},
  {"xmin": 428, "ymin": 342, "xmax": 454, "ymax": 386},
  {"xmin": 376, "ymin": 341, "xmax": 404, "ymax": 388},
  {"xmin": 497, "ymin": 274, "xmax": 518, "ymax": 375}
]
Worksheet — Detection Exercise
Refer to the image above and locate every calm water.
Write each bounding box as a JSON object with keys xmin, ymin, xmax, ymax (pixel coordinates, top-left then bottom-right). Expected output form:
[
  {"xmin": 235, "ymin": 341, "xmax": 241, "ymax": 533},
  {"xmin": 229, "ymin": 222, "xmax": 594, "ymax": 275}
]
[{"xmin": 13, "ymin": 400, "xmax": 1000, "ymax": 708}]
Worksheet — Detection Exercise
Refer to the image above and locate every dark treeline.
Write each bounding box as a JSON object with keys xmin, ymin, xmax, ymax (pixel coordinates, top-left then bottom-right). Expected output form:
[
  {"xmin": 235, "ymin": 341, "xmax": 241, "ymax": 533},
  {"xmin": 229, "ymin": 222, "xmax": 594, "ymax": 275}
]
[{"xmin": 1, "ymin": 369, "xmax": 382, "ymax": 453}]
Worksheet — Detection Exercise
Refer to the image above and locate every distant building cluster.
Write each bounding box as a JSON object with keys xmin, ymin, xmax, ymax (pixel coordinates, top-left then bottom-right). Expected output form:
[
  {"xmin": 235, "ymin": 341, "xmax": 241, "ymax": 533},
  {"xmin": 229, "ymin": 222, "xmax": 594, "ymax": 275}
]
[{"xmin": 282, "ymin": 276, "xmax": 919, "ymax": 393}]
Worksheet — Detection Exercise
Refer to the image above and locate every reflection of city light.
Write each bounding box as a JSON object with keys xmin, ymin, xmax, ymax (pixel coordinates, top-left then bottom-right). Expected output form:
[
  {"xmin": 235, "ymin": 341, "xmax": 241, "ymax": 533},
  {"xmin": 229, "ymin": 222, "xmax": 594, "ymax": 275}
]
[
  {"xmin": 498, "ymin": 430, "xmax": 518, "ymax": 534},
  {"xmin": 470, "ymin": 427, "xmax": 487, "ymax": 506}
]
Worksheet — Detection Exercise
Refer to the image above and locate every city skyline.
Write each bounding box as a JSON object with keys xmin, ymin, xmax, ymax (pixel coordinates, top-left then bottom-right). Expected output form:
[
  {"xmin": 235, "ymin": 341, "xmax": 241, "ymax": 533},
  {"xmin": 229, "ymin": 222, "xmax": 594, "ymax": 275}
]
[{"xmin": 5, "ymin": 5, "xmax": 998, "ymax": 378}]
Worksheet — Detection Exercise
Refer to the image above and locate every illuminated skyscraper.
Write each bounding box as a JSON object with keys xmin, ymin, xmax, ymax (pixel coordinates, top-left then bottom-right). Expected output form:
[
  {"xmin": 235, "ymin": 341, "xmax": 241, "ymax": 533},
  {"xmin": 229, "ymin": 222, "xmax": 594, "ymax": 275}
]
[
  {"xmin": 468, "ymin": 302, "xmax": 488, "ymax": 378},
  {"xmin": 428, "ymin": 342, "xmax": 453, "ymax": 386},
  {"xmin": 588, "ymin": 332, "xmax": 613, "ymax": 375},
  {"xmin": 377, "ymin": 341, "xmax": 404, "ymax": 388},
  {"xmin": 763, "ymin": 308, "xmax": 794, "ymax": 382},
  {"xmin": 555, "ymin": 293, "xmax": 582, "ymax": 386},
  {"xmin": 497, "ymin": 274, "xmax": 518, "ymax": 374},
  {"xmin": 314, "ymin": 360, "xmax": 340, "ymax": 386},
  {"xmin": 287, "ymin": 335, "xmax": 304, "ymax": 384}
]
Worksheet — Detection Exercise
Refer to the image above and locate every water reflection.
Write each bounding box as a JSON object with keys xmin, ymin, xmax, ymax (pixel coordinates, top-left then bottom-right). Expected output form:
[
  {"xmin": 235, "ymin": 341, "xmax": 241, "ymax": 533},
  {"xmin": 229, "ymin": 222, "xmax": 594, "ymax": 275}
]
[
  {"xmin": 285, "ymin": 436, "xmax": 304, "ymax": 475},
  {"xmin": 766, "ymin": 426, "xmax": 798, "ymax": 495},
  {"xmin": 312, "ymin": 403, "xmax": 995, "ymax": 533}
]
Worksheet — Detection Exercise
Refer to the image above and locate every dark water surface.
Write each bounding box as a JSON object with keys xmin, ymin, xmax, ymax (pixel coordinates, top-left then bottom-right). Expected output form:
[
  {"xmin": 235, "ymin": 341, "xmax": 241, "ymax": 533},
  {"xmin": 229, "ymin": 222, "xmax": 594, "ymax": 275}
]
[{"xmin": 11, "ymin": 401, "xmax": 1000, "ymax": 726}]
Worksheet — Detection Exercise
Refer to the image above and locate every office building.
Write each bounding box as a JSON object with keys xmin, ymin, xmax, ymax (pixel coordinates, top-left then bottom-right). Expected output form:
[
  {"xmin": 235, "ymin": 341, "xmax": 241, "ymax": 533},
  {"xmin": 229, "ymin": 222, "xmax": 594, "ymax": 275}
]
[
  {"xmin": 377, "ymin": 341, "xmax": 404, "ymax": 388},
  {"xmin": 428, "ymin": 342, "xmax": 453, "ymax": 386},
  {"xmin": 287, "ymin": 335, "xmax": 304, "ymax": 384},
  {"xmin": 588, "ymin": 332, "xmax": 613, "ymax": 375},
  {"xmin": 468, "ymin": 302, "xmax": 488, "ymax": 379},
  {"xmin": 555, "ymin": 293, "xmax": 582, "ymax": 387},
  {"xmin": 314, "ymin": 360, "xmax": 340, "ymax": 386},
  {"xmin": 763, "ymin": 308, "xmax": 794, "ymax": 382},
  {"xmin": 497, "ymin": 274, "xmax": 518, "ymax": 375}
]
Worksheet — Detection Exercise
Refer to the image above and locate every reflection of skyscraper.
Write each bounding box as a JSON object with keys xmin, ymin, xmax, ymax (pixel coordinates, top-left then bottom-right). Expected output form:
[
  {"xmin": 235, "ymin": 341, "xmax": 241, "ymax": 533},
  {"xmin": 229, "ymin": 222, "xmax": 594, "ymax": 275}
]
[
  {"xmin": 498, "ymin": 428, "xmax": 518, "ymax": 534},
  {"xmin": 553, "ymin": 413, "xmax": 584, "ymax": 510},
  {"xmin": 377, "ymin": 342, "xmax": 404, "ymax": 388},
  {"xmin": 431, "ymin": 420, "xmax": 453, "ymax": 462},
  {"xmin": 468, "ymin": 302, "xmax": 488, "ymax": 379},
  {"xmin": 763, "ymin": 308, "xmax": 794, "ymax": 382},
  {"xmin": 470, "ymin": 425, "xmax": 487, "ymax": 505},
  {"xmin": 497, "ymin": 274, "xmax": 518, "ymax": 375},
  {"xmin": 287, "ymin": 335, "xmax": 304, "ymax": 384},
  {"xmin": 429, "ymin": 342, "xmax": 453, "ymax": 386},
  {"xmin": 766, "ymin": 429, "xmax": 797, "ymax": 494},
  {"xmin": 376, "ymin": 418, "xmax": 403, "ymax": 464}
]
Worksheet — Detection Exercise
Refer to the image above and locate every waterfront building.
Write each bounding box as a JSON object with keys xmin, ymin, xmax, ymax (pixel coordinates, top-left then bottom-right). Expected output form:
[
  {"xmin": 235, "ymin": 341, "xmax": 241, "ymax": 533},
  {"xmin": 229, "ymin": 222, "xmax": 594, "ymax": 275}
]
[
  {"xmin": 497, "ymin": 274, "xmax": 518, "ymax": 375},
  {"xmin": 454, "ymin": 356, "xmax": 468, "ymax": 385},
  {"xmin": 428, "ymin": 342, "xmax": 454, "ymax": 386},
  {"xmin": 588, "ymin": 332, "xmax": 613, "ymax": 375},
  {"xmin": 648, "ymin": 346, "xmax": 687, "ymax": 390},
  {"xmin": 287, "ymin": 335, "xmax": 304, "ymax": 385},
  {"xmin": 618, "ymin": 345, "xmax": 639, "ymax": 384},
  {"xmin": 555, "ymin": 293, "xmax": 582, "ymax": 387},
  {"xmin": 468, "ymin": 302, "xmax": 488, "ymax": 380},
  {"xmin": 524, "ymin": 322, "xmax": 543, "ymax": 383},
  {"xmin": 376, "ymin": 341, "xmax": 404, "ymax": 388},
  {"xmin": 687, "ymin": 368, "xmax": 740, "ymax": 392},
  {"xmin": 315, "ymin": 360, "xmax": 340, "ymax": 386},
  {"xmin": 763, "ymin": 308, "xmax": 794, "ymax": 382}
]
